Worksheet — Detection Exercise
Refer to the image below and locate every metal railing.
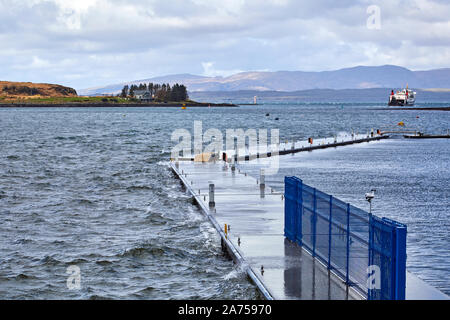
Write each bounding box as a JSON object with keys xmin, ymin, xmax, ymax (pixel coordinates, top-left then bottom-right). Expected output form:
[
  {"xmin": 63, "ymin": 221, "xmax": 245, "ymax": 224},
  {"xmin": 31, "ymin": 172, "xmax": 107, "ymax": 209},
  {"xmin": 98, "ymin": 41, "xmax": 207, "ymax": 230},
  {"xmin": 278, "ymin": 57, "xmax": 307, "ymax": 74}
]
[{"xmin": 284, "ymin": 176, "xmax": 407, "ymax": 300}]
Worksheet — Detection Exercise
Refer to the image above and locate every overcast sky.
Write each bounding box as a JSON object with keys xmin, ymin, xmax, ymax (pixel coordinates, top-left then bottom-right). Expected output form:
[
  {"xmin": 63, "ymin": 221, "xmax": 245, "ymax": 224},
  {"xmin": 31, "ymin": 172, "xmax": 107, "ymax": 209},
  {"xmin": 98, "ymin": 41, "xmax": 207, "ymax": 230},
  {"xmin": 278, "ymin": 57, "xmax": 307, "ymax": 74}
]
[{"xmin": 1, "ymin": 0, "xmax": 449, "ymax": 89}]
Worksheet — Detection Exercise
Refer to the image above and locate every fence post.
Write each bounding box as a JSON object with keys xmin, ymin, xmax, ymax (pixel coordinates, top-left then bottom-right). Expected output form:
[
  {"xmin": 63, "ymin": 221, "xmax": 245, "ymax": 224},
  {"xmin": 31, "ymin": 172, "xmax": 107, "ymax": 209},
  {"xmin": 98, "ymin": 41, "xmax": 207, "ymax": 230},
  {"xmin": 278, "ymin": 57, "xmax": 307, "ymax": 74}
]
[
  {"xmin": 346, "ymin": 203, "xmax": 350, "ymax": 285},
  {"xmin": 394, "ymin": 225, "xmax": 407, "ymax": 300},
  {"xmin": 368, "ymin": 215, "xmax": 374, "ymax": 300},
  {"xmin": 328, "ymin": 195, "xmax": 333, "ymax": 269},
  {"xmin": 296, "ymin": 178, "xmax": 303, "ymax": 246},
  {"xmin": 312, "ymin": 188, "xmax": 317, "ymax": 257}
]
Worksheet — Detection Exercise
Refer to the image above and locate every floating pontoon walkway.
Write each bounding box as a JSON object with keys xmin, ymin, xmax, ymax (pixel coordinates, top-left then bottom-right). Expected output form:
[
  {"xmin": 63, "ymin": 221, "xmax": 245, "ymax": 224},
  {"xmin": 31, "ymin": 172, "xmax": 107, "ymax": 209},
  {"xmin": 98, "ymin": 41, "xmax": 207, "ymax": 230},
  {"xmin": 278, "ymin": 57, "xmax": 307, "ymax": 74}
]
[
  {"xmin": 170, "ymin": 160, "xmax": 362, "ymax": 299},
  {"xmin": 178, "ymin": 133, "xmax": 389, "ymax": 162},
  {"xmin": 170, "ymin": 136, "xmax": 449, "ymax": 300}
]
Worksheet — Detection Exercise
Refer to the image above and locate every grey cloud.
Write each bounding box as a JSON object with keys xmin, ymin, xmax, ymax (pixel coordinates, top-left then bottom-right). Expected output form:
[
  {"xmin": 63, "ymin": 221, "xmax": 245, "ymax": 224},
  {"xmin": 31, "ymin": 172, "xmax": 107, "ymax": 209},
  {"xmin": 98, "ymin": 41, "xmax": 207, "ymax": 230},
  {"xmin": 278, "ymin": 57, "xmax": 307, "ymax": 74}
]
[{"xmin": 0, "ymin": 0, "xmax": 448, "ymax": 89}]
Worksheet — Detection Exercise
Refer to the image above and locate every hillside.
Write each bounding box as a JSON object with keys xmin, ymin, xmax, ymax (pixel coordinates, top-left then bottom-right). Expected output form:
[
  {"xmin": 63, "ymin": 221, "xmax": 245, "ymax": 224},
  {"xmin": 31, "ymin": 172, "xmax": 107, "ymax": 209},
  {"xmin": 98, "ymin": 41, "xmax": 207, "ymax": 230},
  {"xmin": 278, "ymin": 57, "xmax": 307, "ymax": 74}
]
[
  {"xmin": 78, "ymin": 65, "xmax": 450, "ymax": 95},
  {"xmin": 0, "ymin": 81, "xmax": 77, "ymax": 99}
]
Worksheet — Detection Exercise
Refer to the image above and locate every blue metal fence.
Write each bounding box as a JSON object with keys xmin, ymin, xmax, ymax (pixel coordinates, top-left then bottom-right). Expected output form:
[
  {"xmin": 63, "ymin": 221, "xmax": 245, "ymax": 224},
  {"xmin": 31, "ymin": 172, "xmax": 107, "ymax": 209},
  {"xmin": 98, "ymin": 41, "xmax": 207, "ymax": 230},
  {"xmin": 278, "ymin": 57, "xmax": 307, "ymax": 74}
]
[{"xmin": 284, "ymin": 176, "xmax": 407, "ymax": 300}]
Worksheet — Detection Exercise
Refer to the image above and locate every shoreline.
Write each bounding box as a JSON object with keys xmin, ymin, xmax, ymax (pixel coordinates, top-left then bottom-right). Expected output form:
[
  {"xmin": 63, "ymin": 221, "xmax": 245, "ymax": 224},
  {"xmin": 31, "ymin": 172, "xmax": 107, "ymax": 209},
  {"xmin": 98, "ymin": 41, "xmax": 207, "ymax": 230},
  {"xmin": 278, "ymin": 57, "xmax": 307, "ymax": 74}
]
[{"xmin": 0, "ymin": 102, "xmax": 238, "ymax": 108}]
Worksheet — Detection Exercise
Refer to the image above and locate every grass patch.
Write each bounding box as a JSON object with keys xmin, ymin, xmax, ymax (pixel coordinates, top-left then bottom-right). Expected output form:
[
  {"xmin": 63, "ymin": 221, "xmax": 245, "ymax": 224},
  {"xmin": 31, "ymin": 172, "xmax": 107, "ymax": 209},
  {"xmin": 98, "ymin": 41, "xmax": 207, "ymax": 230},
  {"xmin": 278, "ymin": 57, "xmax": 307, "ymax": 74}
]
[{"xmin": 0, "ymin": 96, "xmax": 129, "ymax": 104}]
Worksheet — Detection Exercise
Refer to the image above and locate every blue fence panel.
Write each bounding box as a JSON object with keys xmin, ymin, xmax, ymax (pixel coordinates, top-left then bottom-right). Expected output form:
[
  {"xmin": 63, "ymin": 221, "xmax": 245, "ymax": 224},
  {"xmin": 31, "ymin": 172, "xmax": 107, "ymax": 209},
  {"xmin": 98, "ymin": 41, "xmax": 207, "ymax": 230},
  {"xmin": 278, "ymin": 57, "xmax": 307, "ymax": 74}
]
[
  {"xmin": 314, "ymin": 189, "xmax": 331, "ymax": 266},
  {"xmin": 295, "ymin": 178, "xmax": 303, "ymax": 245},
  {"xmin": 383, "ymin": 218, "xmax": 407, "ymax": 300},
  {"xmin": 329, "ymin": 197, "xmax": 349, "ymax": 280},
  {"xmin": 284, "ymin": 176, "xmax": 297, "ymax": 241},
  {"xmin": 369, "ymin": 216, "xmax": 394, "ymax": 299},
  {"xmin": 348, "ymin": 204, "xmax": 370, "ymax": 296},
  {"xmin": 301, "ymin": 184, "xmax": 315, "ymax": 253},
  {"xmin": 284, "ymin": 176, "xmax": 407, "ymax": 300}
]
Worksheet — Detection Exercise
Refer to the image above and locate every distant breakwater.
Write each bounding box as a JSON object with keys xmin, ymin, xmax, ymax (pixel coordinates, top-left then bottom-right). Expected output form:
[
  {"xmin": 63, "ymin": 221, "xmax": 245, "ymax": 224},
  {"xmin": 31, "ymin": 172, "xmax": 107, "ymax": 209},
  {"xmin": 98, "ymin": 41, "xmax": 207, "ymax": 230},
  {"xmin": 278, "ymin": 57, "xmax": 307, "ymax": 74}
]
[{"xmin": 375, "ymin": 106, "xmax": 450, "ymax": 111}]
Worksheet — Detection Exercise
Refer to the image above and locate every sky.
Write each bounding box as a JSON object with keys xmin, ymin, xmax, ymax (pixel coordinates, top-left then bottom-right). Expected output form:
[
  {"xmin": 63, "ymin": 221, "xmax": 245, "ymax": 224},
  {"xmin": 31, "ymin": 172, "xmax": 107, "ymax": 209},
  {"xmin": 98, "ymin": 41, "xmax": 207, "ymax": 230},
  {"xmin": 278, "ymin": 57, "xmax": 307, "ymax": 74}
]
[{"xmin": 1, "ymin": 0, "xmax": 450, "ymax": 90}]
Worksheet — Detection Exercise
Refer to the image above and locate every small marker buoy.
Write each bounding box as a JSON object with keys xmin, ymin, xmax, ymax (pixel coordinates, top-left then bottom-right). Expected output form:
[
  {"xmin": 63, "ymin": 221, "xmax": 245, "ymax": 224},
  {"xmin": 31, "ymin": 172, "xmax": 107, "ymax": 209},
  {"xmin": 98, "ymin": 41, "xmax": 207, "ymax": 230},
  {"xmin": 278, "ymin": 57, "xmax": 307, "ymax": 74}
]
[
  {"xmin": 265, "ymin": 113, "xmax": 270, "ymax": 116},
  {"xmin": 261, "ymin": 265, "xmax": 264, "ymax": 275}
]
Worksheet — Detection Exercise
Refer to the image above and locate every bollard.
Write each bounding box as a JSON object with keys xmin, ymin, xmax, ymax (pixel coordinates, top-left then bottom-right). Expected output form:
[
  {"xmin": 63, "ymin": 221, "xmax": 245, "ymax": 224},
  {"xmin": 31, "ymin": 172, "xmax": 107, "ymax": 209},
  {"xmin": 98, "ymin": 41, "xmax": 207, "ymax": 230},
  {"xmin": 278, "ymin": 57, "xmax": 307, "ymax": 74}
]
[
  {"xmin": 209, "ymin": 183, "xmax": 215, "ymax": 208},
  {"xmin": 224, "ymin": 224, "xmax": 228, "ymax": 238},
  {"xmin": 260, "ymin": 169, "xmax": 265, "ymax": 187}
]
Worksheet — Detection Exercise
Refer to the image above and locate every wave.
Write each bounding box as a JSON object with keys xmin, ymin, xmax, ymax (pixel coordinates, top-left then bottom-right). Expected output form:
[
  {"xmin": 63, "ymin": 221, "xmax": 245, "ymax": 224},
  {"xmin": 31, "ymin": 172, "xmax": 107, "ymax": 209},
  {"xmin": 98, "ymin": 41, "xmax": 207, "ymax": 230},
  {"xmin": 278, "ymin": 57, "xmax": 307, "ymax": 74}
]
[
  {"xmin": 40, "ymin": 255, "xmax": 61, "ymax": 266},
  {"xmin": 118, "ymin": 241, "xmax": 189, "ymax": 260},
  {"xmin": 14, "ymin": 273, "xmax": 35, "ymax": 280},
  {"xmin": 126, "ymin": 185, "xmax": 151, "ymax": 191}
]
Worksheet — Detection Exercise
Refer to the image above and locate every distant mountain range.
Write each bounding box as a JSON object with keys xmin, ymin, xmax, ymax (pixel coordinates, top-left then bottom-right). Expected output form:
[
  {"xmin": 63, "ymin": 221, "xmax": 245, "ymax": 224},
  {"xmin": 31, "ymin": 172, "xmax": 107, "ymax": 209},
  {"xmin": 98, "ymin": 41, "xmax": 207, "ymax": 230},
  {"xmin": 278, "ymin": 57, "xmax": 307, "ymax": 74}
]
[{"xmin": 78, "ymin": 65, "xmax": 450, "ymax": 96}]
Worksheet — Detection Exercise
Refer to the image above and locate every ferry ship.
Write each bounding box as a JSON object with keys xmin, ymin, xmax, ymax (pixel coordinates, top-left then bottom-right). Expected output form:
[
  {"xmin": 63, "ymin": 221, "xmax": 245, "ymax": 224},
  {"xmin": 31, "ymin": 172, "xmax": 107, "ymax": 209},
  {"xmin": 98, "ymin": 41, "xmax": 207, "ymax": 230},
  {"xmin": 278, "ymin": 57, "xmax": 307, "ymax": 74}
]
[{"xmin": 388, "ymin": 86, "xmax": 416, "ymax": 106}]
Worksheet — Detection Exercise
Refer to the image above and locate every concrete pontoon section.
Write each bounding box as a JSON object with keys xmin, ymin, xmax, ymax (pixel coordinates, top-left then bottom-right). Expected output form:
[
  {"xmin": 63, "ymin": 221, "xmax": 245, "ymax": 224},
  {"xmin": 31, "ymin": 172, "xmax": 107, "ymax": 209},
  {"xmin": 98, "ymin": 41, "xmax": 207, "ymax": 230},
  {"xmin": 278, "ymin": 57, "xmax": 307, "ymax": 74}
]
[{"xmin": 170, "ymin": 161, "xmax": 362, "ymax": 300}]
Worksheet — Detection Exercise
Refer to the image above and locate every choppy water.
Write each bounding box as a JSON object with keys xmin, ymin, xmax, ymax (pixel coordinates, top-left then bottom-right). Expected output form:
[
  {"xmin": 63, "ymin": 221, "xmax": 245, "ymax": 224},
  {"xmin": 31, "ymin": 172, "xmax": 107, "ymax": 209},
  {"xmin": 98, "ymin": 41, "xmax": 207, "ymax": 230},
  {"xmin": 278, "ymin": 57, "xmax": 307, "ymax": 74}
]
[{"xmin": 0, "ymin": 102, "xmax": 449, "ymax": 298}]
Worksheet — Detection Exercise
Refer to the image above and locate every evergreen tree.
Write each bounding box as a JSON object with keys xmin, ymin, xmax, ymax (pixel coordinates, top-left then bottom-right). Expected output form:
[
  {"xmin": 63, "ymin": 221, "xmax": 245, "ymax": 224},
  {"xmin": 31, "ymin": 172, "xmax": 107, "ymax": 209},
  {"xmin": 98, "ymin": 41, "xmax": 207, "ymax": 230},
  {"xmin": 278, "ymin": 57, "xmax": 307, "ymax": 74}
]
[{"xmin": 121, "ymin": 85, "xmax": 129, "ymax": 98}]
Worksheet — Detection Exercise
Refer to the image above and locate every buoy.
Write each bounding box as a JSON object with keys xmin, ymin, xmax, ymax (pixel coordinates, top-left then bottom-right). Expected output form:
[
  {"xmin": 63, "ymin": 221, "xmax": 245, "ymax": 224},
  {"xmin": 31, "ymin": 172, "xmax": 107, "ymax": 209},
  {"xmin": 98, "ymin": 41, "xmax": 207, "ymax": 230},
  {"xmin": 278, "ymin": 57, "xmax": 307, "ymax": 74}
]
[
  {"xmin": 265, "ymin": 113, "xmax": 269, "ymax": 116},
  {"xmin": 275, "ymin": 117, "xmax": 279, "ymax": 120},
  {"xmin": 398, "ymin": 121, "xmax": 405, "ymax": 126}
]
